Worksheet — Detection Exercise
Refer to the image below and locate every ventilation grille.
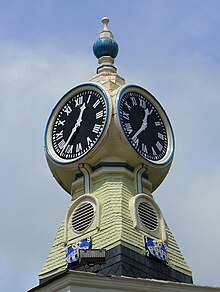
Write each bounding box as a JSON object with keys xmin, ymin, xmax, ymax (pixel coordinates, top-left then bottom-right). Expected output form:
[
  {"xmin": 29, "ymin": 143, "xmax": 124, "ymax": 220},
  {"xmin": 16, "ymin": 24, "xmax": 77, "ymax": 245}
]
[
  {"xmin": 138, "ymin": 201, "xmax": 158, "ymax": 230},
  {"xmin": 71, "ymin": 202, "xmax": 94, "ymax": 232}
]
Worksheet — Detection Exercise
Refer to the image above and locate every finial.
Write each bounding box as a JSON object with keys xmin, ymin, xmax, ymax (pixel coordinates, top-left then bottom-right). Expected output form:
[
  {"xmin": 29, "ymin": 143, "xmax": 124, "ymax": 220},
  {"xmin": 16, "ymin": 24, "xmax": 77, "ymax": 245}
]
[
  {"xmin": 93, "ymin": 17, "xmax": 119, "ymax": 69},
  {"xmin": 91, "ymin": 17, "xmax": 125, "ymax": 85},
  {"xmin": 99, "ymin": 16, "xmax": 113, "ymax": 39},
  {"xmin": 102, "ymin": 17, "xmax": 109, "ymax": 31}
]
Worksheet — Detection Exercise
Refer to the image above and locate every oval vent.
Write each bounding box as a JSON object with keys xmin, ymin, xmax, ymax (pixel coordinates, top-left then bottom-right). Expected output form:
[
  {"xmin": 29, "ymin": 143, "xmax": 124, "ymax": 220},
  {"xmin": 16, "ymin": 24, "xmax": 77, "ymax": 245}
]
[
  {"xmin": 71, "ymin": 202, "xmax": 94, "ymax": 232},
  {"xmin": 138, "ymin": 201, "xmax": 158, "ymax": 230}
]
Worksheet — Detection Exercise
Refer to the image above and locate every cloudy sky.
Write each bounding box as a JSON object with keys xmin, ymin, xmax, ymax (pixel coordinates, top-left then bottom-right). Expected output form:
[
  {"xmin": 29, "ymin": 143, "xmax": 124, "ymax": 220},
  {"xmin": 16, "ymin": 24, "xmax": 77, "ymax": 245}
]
[{"xmin": 1, "ymin": 0, "xmax": 220, "ymax": 291}]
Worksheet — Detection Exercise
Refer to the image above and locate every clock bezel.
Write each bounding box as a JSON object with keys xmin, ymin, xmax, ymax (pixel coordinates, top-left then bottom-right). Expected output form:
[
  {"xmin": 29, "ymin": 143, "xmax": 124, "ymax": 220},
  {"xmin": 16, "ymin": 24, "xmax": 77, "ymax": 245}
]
[
  {"xmin": 116, "ymin": 84, "xmax": 175, "ymax": 166},
  {"xmin": 44, "ymin": 82, "xmax": 111, "ymax": 165}
]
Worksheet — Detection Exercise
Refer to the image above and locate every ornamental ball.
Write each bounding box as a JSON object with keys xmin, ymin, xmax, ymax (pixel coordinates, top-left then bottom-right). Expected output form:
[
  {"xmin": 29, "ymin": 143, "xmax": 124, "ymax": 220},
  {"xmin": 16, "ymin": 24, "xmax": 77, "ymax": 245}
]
[{"xmin": 93, "ymin": 37, "xmax": 119, "ymax": 59}]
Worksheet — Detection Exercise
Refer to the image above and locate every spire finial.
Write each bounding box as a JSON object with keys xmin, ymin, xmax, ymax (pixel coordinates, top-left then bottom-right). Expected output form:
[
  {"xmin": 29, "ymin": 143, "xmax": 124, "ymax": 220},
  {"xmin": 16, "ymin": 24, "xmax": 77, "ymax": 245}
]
[
  {"xmin": 102, "ymin": 17, "xmax": 109, "ymax": 31},
  {"xmin": 90, "ymin": 17, "xmax": 125, "ymax": 86},
  {"xmin": 93, "ymin": 17, "xmax": 119, "ymax": 67},
  {"xmin": 99, "ymin": 16, "xmax": 113, "ymax": 39}
]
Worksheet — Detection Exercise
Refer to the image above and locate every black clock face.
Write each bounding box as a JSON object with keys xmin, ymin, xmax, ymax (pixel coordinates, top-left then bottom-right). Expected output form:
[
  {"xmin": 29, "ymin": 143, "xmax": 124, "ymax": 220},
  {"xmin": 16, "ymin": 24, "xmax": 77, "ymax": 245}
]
[
  {"xmin": 118, "ymin": 88, "xmax": 170, "ymax": 162},
  {"xmin": 47, "ymin": 86, "xmax": 108, "ymax": 162}
]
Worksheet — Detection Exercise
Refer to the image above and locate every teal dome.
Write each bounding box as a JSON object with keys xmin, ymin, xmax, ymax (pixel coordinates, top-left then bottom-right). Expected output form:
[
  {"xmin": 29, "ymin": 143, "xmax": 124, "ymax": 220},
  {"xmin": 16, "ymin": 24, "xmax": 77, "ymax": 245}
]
[{"xmin": 93, "ymin": 37, "xmax": 119, "ymax": 59}]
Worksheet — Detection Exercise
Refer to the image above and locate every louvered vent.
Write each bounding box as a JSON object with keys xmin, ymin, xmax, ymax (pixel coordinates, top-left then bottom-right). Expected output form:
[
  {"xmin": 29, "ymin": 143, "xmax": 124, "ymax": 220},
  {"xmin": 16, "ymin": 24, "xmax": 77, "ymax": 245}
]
[
  {"xmin": 71, "ymin": 202, "xmax": 94, "ymax": 232},
  {"xmin": 138, "ymin": 201, "xmax": 158, "ymax": 230}
]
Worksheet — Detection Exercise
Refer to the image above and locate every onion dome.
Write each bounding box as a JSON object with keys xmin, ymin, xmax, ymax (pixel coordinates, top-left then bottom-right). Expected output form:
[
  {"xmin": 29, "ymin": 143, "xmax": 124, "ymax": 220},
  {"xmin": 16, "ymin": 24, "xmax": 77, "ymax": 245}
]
[
  {"xmin": 93, "ymin": 37, "xmax": 118, "ymax": 59},
  {"xmin": 93, "ymin": 17, "xmax": 119, "ymax": 74},
  {"xmin": 93, "ymin": 17, "xmax": 119, "ymax": 59}
]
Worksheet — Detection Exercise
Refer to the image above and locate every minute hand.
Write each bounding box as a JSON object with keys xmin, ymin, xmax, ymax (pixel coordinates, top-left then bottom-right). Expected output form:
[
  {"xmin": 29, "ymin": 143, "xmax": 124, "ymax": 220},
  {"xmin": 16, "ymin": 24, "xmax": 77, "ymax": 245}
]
[
  {"xmin": 132, "ymin": 108, "xmax": 153, "ymax": 140},
  {"xmin": 60, "ymin": 103, "xmax": 86, "ymax": 155}
]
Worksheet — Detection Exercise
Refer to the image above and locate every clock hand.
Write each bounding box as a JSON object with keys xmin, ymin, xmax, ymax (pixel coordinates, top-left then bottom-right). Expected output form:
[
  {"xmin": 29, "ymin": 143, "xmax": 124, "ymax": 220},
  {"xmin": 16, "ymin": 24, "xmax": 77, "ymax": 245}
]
[
  {"xmin": 132, "ymin": 125, "xmax": 146, "ymax": 140},
  {"xmin": 143, "ymin": 108, "xmax": 153, "ymax": 125},
  {"xmin": 132, "ymin": 108, "xmax": 153, "ymax": 140},
  {"xmin": 76, "ymin": 103, "xmax": 86, "ymax": 126},
  {"xmin": 60, "ymin": 103, "xmax": 86, "ymax": 155}
]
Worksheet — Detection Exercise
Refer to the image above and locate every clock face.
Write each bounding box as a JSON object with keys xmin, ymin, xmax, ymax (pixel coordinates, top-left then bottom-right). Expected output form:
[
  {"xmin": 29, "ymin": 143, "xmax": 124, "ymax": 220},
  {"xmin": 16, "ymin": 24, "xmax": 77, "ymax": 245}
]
[
  {"xmin": 117, "ymin": 85, "xmax": 174, "ymax": 164},
  {"xmin": 45, "ymin": 84, "xmax": 109, "ymax": 163}
]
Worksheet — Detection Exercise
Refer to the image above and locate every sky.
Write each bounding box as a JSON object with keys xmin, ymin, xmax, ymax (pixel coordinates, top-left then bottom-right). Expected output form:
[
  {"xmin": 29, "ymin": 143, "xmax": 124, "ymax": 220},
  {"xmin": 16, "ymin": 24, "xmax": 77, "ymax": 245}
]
[{"xmin": 0, "ymin": 0, "xmax": 220, "ymax": 291}]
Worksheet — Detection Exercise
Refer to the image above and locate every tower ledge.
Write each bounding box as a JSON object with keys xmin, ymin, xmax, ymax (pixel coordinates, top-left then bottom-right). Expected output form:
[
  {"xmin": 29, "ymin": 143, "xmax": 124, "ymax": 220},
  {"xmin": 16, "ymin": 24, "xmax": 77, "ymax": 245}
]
[
  {"xmin": 29, "ymin": 269, "xmax": 220, "ymax": 292},
  {"xmin": 90, "ymin": 71, "xmax": 125, "ymax": 91}
]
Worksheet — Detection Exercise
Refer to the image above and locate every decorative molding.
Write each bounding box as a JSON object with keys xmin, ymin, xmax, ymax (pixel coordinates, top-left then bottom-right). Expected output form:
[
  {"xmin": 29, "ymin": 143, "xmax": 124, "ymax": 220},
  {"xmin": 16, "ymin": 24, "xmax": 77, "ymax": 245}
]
[
  {"xmin": 78, "ymin": 163, "xmax": 92, "ymax": 194},
  {"xmin": 71, "ymin": 162, "xmax": 152, "ymax": 197},
  {"xmin": 134, "ymin": 163, "xmax": 150, "ymax": 194},
  {"xmin": 92, "ymin": 161, "xmax": 134, "ymax": 172}
]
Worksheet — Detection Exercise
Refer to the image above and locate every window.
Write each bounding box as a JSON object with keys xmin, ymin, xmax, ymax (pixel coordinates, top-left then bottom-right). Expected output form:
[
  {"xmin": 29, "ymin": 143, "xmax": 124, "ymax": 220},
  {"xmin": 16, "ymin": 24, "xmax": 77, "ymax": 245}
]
[
  {"xmin": 130, "ymin": 194, "xmax": 166, "ymax": 241},
  {"xmin": 138, "ymin": 201, "xmax": 158, "ymax": 231},
  {"xmin": 64, "ymin": 194, "xmax": 100, "ymax": 242},
  {"xmin": 71, "ymin": 202, "xmax": 95, "ymax": 232}
]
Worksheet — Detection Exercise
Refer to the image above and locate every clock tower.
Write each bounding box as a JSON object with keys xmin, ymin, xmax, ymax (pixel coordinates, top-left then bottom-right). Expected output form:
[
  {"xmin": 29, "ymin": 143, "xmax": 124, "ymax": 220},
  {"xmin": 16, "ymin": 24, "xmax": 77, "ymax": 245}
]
[{"xmin": 40, "ymin": 17, "xmax": 192, "ymax": 286}]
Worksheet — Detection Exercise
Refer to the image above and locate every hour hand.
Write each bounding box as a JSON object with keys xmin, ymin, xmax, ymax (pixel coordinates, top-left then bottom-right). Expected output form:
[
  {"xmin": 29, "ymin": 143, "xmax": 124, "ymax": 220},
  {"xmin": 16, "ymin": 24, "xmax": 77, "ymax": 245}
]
[
  {"xmin": 132, "ymin": 108, "xmax": 153, "ymax": 140},
  {"xmin": 132, "ymin": 125, "xmax": 145, "ymax": 141},
  {"xmin": 142, "ymin": 108, "xmax": 153, "ymax": 126}
]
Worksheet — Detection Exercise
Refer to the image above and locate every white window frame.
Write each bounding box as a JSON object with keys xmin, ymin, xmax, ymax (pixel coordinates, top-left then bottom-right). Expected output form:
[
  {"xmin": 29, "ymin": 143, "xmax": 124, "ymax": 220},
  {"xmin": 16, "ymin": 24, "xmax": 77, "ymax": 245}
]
[
  {"xmin": 130, "ymin": 193, "xmax": 166, "ymax": 241},
  {"xmin": 64, "ymin": 194, "xmax": 100, "ymax": 242}
]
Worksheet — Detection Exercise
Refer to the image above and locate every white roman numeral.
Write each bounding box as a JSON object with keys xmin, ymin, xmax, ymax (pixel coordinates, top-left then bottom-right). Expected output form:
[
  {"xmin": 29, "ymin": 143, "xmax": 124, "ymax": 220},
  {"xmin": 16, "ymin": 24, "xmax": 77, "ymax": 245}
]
[
  {"xmin": 156, "ymin": 141, "xmax": 163, "ymax": 152},
  {"xmin": 76, "ymin": 143, "xmax": 82, "ymax": 153},
  {"xmin": 87, "ymin": 136, "xmax": 92, "ymax": 145},
  {"xmin": 139, "ymin": 98, "xmax": 146, "ymax": 109},
  {"xmin": 155, "ymin": 121, "xmax": 161, "ymax": 126},
  {"xmin": 152, "ymin": 147, "xmax": 157, "ymax": 156},
  {"xmin": 96, "ymin": 110, "xmax": 103, "ymax": 119},
  {"xmin": 55, "ymin": 130, "xmax": 63, "ymax": 141},
  {"xmin": 66, "ymin": 144, "xmax": 73, "ymax": 154},
  {"xmin": 124, "ymin": 101, "xmax": 131, "ymax": 111},
  {"xmin": 87, "ymin": 94, "xmax": 91, "ymax": 104},
  {"xmin": 125, "ymin": 123, "xmax": 133, "ymax": 134},
  {"xmin": 132, "ymin": 136, "xmax": 139, "ymax": 146},
  {"xmin": 142, "ymin": 143, "xmax": 148, "ymax": 153},
  {"xmin": 58, "ymin": 139, "xmax": 65, "ymax": 149},
  {"xmin": 63, "ymin": 104, "xmax": 72, "ymax": 116},
  {"xmin": 57, "ymin": 119, "xmax": 65, "ymax": 126},
  {"xmin": 92, "ymin": 124, "xmax": 101, "ymax": 134},
  {"xmin": 75, "ymin": 95, "xmax": 83, "ymax": 107},
  {"xmin": 93, "ymin": 99, "xmax": 100, "ymax": 109},
  {"xmin": 158, "ymin": 132, "xmax": 165, "ymax": 140},
  {"xmin": 130, "ymin": 96, "xmax": 137, "ymax": 106},
  {"xmin": 122, "ymin": 111, "xmax": 129, "ymax": 120}
]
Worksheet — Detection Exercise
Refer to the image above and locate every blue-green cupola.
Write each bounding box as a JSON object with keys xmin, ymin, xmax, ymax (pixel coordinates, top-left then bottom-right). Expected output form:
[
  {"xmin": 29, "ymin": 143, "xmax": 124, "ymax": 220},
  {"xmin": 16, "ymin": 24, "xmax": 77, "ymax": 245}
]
[
  {"xmin": 93, "ymin": 37, "xmax": 118, "ymax": 59},
  {"xmin": 93, "ymin": 17, "xmax": 119, "ymax": 59},
  {"xmin": 93, "ymin": 17, "xmax": 119, "ymax": 74}
]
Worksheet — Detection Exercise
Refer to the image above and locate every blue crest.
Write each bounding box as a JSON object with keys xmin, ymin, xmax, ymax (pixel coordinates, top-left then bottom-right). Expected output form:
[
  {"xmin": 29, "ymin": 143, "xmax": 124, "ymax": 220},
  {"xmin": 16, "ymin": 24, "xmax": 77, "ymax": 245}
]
[
  {"xmin": 66, "ymin": 237, "xmax": 92, "ymax": 264},
  {"xmin": 145, "ymin": 237, "xmax": 168, "ymax": 264}
]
